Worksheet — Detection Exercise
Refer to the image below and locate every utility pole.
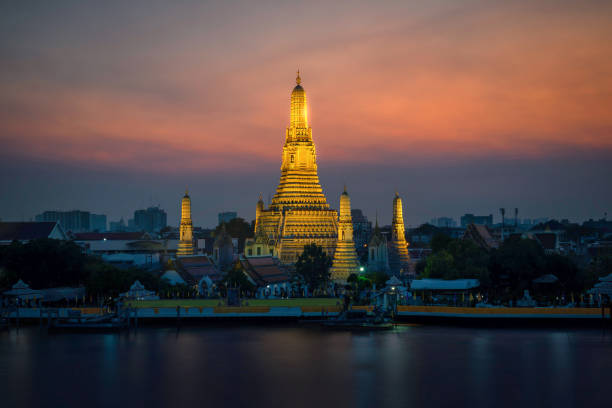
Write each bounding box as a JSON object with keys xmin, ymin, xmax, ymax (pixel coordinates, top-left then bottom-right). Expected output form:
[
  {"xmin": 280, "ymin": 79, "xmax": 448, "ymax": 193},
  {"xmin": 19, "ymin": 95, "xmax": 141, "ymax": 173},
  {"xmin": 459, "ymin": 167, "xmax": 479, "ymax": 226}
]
[
  {"xmin": 514, "ymin": 208, "xmax": 518, "ymax": 228},
  {"xmin": 500, "ymin": 208, "xmax": 506, "ymax": 241}
]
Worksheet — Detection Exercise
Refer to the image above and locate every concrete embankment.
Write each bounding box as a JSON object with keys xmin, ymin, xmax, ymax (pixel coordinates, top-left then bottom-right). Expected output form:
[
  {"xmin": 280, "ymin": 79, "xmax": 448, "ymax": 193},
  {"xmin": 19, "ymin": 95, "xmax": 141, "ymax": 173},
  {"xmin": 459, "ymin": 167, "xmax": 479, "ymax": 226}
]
[{"xmin": 4, "ymin": 305, "xmax": 611, "ymax": 327}]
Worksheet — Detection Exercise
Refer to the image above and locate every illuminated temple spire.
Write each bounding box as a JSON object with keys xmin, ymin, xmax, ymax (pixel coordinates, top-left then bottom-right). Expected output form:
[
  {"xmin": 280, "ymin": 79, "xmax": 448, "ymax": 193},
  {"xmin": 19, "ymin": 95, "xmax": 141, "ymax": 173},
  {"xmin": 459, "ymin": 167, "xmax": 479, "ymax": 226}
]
[
  {"xmin": 389, "ymin": 192, "xmax": 411, "ymax": 276},
  {"xmin": 270, "ymin": 71, "xmax": 330, "ymax": 211},
  {"xmin": 255, "ymin": 72, "xmax": 338, "ymax": 264},
  {"xmin": 177, "ymin": 188, "xmax": 194, "ymax": 257},
  {"xmin": 330, "ymin": 187, "xmax": 360, "ymax": 283}
]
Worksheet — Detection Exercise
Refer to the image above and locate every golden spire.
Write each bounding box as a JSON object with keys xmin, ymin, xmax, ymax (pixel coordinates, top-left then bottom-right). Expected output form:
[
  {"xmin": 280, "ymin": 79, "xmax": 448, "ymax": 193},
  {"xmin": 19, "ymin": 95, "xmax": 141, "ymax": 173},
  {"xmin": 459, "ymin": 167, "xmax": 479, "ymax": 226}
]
[{"xmin": 290, "ymin": 71, "xmax": 308, "ymax": 128}]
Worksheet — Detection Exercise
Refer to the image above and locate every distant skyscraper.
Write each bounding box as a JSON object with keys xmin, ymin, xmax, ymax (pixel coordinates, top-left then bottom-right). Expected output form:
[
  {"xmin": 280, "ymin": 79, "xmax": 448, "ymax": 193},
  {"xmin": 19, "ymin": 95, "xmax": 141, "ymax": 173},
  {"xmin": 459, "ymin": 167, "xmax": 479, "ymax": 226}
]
[
  {"xmin": 134, "ymin": 206, "xmax": 167, "ymax": 233},
  {"xmin": 218, "ymin": 212, "xmax": 238, "ymax": 225},
  {"xmin": 177, "ymin": 189, "xmax": 194, "ymax": 257},
  {"xmin": 89, "ymin": 214, "xmax": 107, "ymax": 232},
  {"xmin": 389, "ymin": 192, "xmax": 411, "ymax": 277},
  {"xmin": 330, "ymin": 188, "xmax": 361, "ymax": 283},
  {"xmin": 430, "ymin": 217, "xmax": 457, "ymax": 228},
  {"xmin": 35, "ymin": 210, "xmax": 92, "ymax": 232},
  {"xmin": 460, "ymin": 213, "xmax": 493, "ymax": 228},
  {"xmin": 109, "ymin": 217, "xmax": 127, "ymax": 232}
]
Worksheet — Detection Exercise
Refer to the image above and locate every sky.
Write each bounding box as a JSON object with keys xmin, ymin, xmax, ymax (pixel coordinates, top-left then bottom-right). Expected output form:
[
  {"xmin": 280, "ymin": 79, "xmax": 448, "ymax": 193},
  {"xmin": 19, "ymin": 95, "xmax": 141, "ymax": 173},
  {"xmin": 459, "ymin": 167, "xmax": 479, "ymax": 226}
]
[{"xmin": 1, "ymin": 0, "xmax": 611, "ymax": 228}]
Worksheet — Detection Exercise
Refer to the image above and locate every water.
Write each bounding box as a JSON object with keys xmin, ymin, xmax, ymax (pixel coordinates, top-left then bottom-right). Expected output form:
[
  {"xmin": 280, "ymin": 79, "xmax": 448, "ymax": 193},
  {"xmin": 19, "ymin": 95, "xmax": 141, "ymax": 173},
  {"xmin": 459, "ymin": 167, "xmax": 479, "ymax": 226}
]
[{"xmin": 1, "ymin": 324, "xmax": 611, "ymax": 408}]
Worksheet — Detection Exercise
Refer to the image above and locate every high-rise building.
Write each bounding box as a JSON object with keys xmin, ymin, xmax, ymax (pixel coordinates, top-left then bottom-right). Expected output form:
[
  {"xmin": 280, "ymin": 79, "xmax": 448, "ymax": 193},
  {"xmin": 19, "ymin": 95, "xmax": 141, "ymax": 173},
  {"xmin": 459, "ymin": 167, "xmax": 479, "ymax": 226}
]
[
  {"xmin": 330, "ymin": 187, "xmax": 361, "ymax": 283},
  {"xmin": 35, "ymin": 210, "xmax": 92, "ymax": 232},
  {"xmin": 109, "ymin": 218, "xmax": 127, "ymax": 232},
  {"xmin": 430, "ymin": 217, "xmax": 457, "ymax": 228},
  {"xmin": 218, "ymin": 212, "xmax": 237, "ymax": 225},
  {"xmin": 134, "ymin": 206, "xmax": 167, "ymax": 233},
  {"xmin": 177, "ymin": 189, "xmax": 194, "ymax": 257},
  {"xmin": 389, "ymin": 192, "xmax": 411, "ymax": 277},
  {"xmin": 460, "ymin": 213, "xmax": 493, "ymax": 227},
  {"xmin": 89, "ymin": 214, "xmax": 107, "ymax": 232},
  {"xmin": 254, "ymin": 72, "xmax": 338, "ymax": 264}
]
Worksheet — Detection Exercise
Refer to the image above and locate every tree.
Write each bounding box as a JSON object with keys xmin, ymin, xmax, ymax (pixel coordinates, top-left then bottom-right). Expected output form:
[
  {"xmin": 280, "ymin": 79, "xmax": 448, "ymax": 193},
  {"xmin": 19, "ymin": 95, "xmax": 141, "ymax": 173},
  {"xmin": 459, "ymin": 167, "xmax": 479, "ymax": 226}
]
[
  {"xmin": 488, "ymin": 237, "xmax": 547, "ymax": 300},
  {"xmin": 214, "ymin": 217, "xmax": 253, "ymax": 252},
  {"xmin": 420, "ymin": 236, "xmax": 489, "ymax": 281},
  {"xmin": 294, "ymin": 243, "xmax": 332, "ymax": 295},
  {"xmin": 0, "ymin": 239, "xmax": 90, "ymax": 289},
  {"xmin": 223, "ymin": 261, "xmax": 255, "ymax": 292},
  {"xmin": 422, "ymin": 250, "xmax": 455, "ymax": 279},
  {"xmin": 365, "ymin": 270, "xmax": 389, "ymax": 288}
]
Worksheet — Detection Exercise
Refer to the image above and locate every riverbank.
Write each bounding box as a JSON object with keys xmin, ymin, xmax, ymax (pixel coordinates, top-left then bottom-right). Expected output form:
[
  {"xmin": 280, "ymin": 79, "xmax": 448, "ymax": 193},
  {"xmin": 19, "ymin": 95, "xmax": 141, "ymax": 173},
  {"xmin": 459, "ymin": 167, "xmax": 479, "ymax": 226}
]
[{"xmin": 3, "ymin": 304, "xmax": 611, "ymax": 328}]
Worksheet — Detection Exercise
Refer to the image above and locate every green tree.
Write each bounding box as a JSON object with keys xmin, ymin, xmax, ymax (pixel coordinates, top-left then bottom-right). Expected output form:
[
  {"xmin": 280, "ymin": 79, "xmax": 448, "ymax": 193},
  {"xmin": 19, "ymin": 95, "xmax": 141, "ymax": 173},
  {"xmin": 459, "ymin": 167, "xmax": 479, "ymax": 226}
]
[
  {"xmin": 223, "ymin": 261, "xmax": 255, "ymax": 292},
  {"xmin": 488, "ymin": 237, "xmax": 547, "ymax": 299},
  {"xmin": 214, "ymin": 217, "xmax": 254, "ymax": 252},
  {"xmin": 294, "ymin": 243, "xmax": 332, "ymax": 295},
  {"xmin": 0, "ymin": 239, "xmax": 90, "ymax": 288},
  {"xmin": 365, "ymin": 270, "xmax": 389, "ymax": 287},
  {"xmin": 430, "ymin": 233, "xmax": 452, "ymax": 253},
  {"xmin": 422, "ymin": 250, "xmax": 456, "ymax": 279}
]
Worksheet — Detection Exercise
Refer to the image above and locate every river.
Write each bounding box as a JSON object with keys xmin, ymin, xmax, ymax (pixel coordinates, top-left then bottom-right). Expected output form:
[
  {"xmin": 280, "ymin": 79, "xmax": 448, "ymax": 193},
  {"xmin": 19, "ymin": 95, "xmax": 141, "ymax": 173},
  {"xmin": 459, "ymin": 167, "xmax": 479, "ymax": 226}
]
[{"xmin": 1, "ymin": 324, "xmax": 611, "ymax": 407}]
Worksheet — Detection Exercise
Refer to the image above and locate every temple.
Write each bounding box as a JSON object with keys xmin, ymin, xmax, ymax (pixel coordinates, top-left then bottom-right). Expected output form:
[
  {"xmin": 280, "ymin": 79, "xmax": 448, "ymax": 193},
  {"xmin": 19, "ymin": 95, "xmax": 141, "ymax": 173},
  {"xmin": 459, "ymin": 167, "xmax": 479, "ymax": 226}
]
[
  {"xmin": 367, "ymin": 216, "xmax": 390, "ymax": 273},
  {"xmin": 177, "ymin": 189, "xmax": 194, "ymax": 257},
  {"xmin": 255, "ymin": 72, "xmax": 338, "ymax": 264},
  {"xmin": 389, "ymin": 192, "xmax": 411, "ymax": 276},
  {"xmin": 329, "ymin": 187, "xmax": 361, "ymax": 283}
]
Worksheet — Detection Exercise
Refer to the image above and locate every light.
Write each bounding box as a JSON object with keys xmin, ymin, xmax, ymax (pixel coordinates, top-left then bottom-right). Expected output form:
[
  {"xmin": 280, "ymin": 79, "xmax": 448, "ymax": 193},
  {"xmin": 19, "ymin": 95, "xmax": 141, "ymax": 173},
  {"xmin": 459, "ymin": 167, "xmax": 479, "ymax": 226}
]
[
  {"xmin": 359, "ymin": 267, "xmax": 364, "ymax": 272},
  {"xmin": 391, "ymin": 286, "xmax": 396, "ymax": 290},
  {"xmin": 103, "ymin": 238, "xmax": 107, "ymax": 241}
]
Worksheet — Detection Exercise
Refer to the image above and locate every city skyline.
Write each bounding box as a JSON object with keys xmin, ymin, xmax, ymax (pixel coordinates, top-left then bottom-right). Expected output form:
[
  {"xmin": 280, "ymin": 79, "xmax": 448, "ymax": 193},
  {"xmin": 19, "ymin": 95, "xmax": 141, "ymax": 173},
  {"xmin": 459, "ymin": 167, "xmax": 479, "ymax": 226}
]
[{"xmin": 1, "ymin": 0, "xmax": 611, "ymax": 227}]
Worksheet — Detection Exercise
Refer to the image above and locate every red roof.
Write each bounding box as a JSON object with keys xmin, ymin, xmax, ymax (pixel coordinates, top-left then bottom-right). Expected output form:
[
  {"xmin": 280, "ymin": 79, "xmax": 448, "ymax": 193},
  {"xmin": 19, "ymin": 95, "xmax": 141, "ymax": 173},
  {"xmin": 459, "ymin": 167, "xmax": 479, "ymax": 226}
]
[
  {"xmin": 240, "ymin": 256, "xmax": 290, "ymax": 286},
  {"xmin": 0, "ymin": 222, "xmax": 60, "ymax": 241},
  {"xmin": 177, "ymin": 256, "xmax": 222, "ymax": 282}
]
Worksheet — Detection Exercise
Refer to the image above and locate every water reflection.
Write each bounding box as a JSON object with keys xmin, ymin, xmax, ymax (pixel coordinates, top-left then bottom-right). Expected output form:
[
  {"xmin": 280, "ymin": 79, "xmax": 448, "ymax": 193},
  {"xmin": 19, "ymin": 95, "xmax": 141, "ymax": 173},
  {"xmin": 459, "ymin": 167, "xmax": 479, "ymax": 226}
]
[{"xmin": 0, "ymin": 326, "xmax": 610, "ymax": 408}]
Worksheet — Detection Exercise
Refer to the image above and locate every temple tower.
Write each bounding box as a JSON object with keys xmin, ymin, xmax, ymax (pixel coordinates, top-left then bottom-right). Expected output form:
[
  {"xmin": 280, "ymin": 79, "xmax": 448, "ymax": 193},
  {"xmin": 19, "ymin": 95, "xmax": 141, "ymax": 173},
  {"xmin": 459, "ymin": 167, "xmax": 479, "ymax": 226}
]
[
  {"xmin": 389, "ymin": 192, "xmax": 411, "ymax": 276},
  {"xmin": 177, "ymin": 189, "xmax": 194, "ymax": 257},
  {"xmin": 330, "ymin": 187, "xmax": 361, "ymax": 283},
  {"xmin": 255, "ymin": 72, "xmax": 338, "ymax": 263},
  {"xmin": 255, "ymin": 194, "xmax": 265, "ymax": 233}
]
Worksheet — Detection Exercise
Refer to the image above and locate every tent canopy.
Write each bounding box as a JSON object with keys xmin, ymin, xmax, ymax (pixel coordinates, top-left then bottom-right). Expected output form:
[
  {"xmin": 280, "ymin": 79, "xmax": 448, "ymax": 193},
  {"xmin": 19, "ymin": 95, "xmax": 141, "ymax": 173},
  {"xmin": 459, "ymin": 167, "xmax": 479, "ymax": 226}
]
[{"xmin": 410, "ymin": 279, "xmax": 480, "ymax": 291}]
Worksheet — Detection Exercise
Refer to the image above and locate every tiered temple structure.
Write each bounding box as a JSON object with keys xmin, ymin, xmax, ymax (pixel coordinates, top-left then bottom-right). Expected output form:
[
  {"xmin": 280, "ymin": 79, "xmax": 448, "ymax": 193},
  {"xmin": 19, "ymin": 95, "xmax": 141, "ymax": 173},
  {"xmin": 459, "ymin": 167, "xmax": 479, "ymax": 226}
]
[
  {"xmin": 389, "ymin": 192, "xmax": 411, "ymax": 276},
  {"xmin": 330, "ymin": 187, "xmax": 361, "ymax": 283},
  {"xmin": 177, "ymin": 189, "xmax": 194, "ymax": 257},
  {"xmin": 255, "ymin": 72, "xmax": 338, "ymax": 264}
]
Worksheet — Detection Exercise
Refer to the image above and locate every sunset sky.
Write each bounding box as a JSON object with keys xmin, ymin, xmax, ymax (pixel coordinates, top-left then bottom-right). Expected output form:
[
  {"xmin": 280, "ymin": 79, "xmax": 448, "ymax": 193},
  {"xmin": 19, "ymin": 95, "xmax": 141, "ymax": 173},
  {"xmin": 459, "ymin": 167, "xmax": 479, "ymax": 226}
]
[{"xmin": 1, "ymin": 0, "xmax": 611, "ymax": 227}]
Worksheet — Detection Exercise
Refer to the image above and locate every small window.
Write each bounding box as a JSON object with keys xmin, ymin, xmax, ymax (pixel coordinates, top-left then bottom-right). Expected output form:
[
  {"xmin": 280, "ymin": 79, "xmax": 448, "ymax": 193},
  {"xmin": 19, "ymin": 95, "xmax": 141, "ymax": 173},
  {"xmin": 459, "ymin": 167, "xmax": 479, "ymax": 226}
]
[
  {"xmin": 248, "ymin": 249, "xmax": 252, "ymax": 256},
  {"xmin": 257, "ymin": 247, "xmax": 261, "ymax": 255},
  {"xmin": 371, "ymin": 249, "xmax": 375, "ymax": 260},
  {"xmin": 290, "ymin": 154, "xmax": 295, "ymax": 163}
]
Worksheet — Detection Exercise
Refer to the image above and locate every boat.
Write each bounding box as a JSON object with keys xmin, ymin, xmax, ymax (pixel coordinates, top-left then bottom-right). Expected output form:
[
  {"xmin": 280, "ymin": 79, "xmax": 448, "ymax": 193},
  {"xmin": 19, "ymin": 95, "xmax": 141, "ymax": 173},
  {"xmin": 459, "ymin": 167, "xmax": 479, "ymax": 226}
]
[
  {"xmin": 48, "ymin": 310, "xmax": 128, "ymax": 333},
  {"xmin": 319, "ymin": 309, "xmax": 394, "ymax": 330}
]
